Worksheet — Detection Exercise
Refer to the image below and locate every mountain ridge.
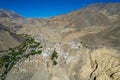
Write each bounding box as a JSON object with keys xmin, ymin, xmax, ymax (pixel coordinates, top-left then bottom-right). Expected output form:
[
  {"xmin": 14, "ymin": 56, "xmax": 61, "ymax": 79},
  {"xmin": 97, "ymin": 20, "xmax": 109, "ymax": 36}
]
[{"xmin": 0, "ymin": 9, "xmax": 23, "ymax": 19}]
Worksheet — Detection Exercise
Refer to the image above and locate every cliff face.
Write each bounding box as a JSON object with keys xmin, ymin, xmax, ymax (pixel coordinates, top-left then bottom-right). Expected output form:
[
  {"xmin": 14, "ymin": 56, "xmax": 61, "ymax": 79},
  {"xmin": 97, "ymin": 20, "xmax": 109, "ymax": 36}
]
[{"xmin": 0, "ymin": 3, "xmax": 120, "ymax": 80}]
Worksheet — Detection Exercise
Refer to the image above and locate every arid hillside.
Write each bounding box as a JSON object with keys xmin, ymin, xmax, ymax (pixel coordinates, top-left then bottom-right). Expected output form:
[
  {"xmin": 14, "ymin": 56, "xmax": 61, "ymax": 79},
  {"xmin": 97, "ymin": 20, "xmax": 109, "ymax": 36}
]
[
  {"xmin": 17, "ymin": 3, "xmax": 120, "ymax": 49},
  {"xmin": 0, "ymin": 24, "xmax": 23, "ymax": 51},
  {"xmin": 0, "ymin": 3, "xmax": 120, "ymax": 80}
]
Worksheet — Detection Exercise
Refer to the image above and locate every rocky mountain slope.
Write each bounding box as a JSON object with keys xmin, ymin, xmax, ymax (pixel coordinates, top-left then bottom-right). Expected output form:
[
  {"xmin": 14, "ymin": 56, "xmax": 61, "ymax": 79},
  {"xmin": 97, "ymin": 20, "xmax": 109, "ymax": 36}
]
[
  {"xmin": 0, "ymin": 9, "xmax": 23, "ymax": 19},
  {"xmin": 0, "ymin": 3, "xmax": 120, "ymax": 80},
  {"xmin": 0, "ymin": 23, "xmax": 23, "ymax": 51},
  {"xmin": 17, "ymin": 3, "xmax": 120, "ymax": 45},
  {"xmin": 0, "ymin": 9, "xmax": 23, "ymax": 32}
]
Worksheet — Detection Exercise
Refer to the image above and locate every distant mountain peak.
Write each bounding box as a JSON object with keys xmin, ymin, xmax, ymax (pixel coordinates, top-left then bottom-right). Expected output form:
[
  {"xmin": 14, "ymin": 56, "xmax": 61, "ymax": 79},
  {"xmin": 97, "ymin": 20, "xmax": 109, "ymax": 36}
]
[{"xmin": 0, "ymin": 9, "xmax": 24, "ymax": 19}]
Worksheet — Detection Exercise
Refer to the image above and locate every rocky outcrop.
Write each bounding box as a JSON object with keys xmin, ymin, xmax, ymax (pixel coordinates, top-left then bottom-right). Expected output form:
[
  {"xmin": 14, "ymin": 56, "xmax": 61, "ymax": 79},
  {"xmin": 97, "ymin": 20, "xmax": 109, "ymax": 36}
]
[{"xmin": 89, "ymin": 48, "xmax": 120, "ymax": 80}]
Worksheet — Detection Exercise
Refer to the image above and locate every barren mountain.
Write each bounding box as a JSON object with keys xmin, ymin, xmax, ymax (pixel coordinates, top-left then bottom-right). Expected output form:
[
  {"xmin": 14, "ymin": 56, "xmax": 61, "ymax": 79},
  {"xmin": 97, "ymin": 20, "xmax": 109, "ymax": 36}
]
[
  {"xmin": 0, "ymin": 23, "xmax": 23, "ymax": 51},
  {"xmin": 0, "ymin": 9, "xmax": 23, "ymax": 19},
  {"xmin": 18, "ymin": 3, "xmax": 120, "ymax": 48},
  {"xmin": 0, "ymin": 3, "xmax": 120, "ymax": 80},
  {"xmin": 80, "ymin": 22, "xmax": 120, "ymax": 49},
  {"xmin": 0, "ymin": 9, "xmax": 23, "ymax": 32}
]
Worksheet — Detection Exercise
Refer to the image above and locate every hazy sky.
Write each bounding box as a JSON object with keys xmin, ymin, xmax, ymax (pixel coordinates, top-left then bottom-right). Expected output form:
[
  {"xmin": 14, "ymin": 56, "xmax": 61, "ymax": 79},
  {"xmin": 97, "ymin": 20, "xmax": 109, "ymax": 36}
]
[{"xmin": 0, "ymin": 0, "xmax": 120, "ymax": 18}]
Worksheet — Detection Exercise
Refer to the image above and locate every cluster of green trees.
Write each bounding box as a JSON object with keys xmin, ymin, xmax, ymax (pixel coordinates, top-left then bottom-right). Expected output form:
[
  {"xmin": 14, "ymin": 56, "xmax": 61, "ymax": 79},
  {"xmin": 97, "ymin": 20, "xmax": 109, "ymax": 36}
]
[
  {"xmin": 0, "ymin": 34, "xmax": 59, "ymax": 80},
  {"xmin": 51, "ymin": 49, "xmax": 58, "ymax": 65},
  {"xmin": 0, "ymin": 34, "xmax": 42, "ymax": 80}
]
